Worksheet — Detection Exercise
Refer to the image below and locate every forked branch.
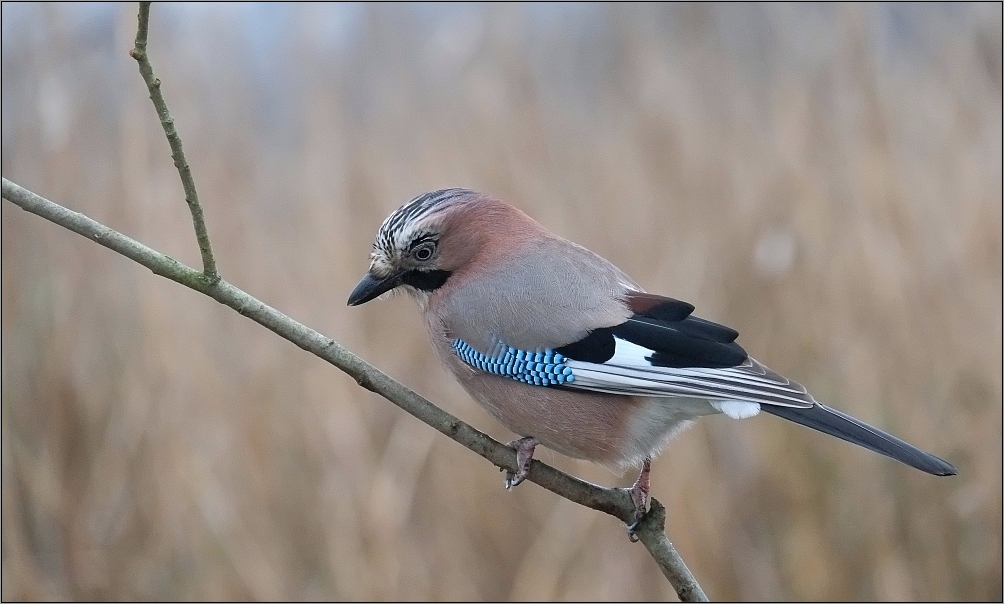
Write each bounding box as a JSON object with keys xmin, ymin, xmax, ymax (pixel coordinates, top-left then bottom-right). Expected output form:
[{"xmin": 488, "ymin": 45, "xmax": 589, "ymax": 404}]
[
  {"xmin": 0, "ymin": 3, "xmax": 708, "ymax": 601},
  {"xmin": 129, "ymin": 1, "xmax": 217, "ymax": 281}
]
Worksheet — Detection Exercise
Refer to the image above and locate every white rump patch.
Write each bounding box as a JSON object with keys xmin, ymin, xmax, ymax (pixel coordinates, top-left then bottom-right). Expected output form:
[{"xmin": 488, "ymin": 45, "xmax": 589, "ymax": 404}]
[{"xmin": 710, "ymin": 400, "xmax": 761, "ymax": 419}]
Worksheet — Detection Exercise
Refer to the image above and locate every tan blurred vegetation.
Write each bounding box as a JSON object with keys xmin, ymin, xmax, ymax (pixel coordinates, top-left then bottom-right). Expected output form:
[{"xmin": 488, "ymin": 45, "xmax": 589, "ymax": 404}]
[{"xmin": 2, "ymin": 3, "xmax": 1001, "ymax": 601}]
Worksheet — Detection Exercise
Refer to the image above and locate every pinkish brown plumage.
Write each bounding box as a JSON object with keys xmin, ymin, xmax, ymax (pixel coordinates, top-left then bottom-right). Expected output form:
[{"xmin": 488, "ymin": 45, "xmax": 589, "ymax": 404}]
[{"xmin": 348, "ymin": 188, "xmax": 956, "ymax": 524}]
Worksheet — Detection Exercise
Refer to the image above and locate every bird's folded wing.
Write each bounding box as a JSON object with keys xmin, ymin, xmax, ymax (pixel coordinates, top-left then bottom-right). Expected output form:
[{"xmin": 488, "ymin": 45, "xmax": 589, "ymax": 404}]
[
  {"xmin": 452, "ymin": 290, "xmax": 815, "ymax": 408},
  {"xmin": 552, "ymin": 292, "xmax": 815, "ymax": 408},
  {"xmin": 562, "ymin": 336, "xmax": 815, "ymax": 408}
]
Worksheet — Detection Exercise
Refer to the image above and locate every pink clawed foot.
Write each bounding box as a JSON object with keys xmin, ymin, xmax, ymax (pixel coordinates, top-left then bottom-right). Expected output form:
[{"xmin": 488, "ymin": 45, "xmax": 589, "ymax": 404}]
[
  {"xmin": 625, "ymin": 457, "xmax": 652, "ymax": 538},
  {"xmin": 504, "ymin": 436, "xmax": 539, "ymax": 489}
]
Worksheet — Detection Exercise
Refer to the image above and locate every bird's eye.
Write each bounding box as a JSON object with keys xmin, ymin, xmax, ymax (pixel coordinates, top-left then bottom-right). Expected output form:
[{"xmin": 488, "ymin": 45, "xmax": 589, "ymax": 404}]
[{"xmin": 413, "ymin": 243, "xmax": 435, "ymax": 261}]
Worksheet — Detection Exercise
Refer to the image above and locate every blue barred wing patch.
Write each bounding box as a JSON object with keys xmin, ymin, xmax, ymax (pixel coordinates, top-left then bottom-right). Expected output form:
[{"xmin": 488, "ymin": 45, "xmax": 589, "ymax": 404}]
[{"xmin": 453, "ymin": 340, "xmax": 575, "ymax": 386}]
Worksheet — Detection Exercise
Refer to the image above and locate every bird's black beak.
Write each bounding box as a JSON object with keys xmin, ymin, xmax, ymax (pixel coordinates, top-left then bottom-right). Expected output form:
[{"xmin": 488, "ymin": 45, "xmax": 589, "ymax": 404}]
[{"xmin": 347, "ymin": 271, "xmax": 401, "ymax": 306}]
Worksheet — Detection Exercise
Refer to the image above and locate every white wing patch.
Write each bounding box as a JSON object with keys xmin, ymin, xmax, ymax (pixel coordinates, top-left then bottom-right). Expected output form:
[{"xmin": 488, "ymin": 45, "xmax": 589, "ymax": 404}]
[{"xmin": 565, "ymin": 337, "xmax": 814, "ymax": 408}]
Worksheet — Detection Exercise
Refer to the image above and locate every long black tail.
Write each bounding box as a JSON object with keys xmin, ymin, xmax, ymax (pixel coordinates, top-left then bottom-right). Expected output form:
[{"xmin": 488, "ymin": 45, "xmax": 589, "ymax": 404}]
[{"xmin": 761, "ymin": 403, "xmax": 957, "ymax": 476}]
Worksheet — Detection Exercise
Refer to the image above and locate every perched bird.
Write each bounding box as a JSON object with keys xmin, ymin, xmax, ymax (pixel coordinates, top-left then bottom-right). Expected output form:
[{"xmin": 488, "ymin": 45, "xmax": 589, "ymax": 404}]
[{"xmin": 348, "ymin": 189, "xmax": 956, "ymax": 521}]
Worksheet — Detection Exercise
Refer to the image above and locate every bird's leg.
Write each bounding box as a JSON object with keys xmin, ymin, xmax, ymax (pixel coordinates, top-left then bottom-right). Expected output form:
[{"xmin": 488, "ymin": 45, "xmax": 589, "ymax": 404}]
[
  {"xmin": 625, "ymin": 456, "xmax": 652, "ymax": 536},
  {"xmin": 504, "ymin": 436, "xmax": 538, "ymax": 489}
]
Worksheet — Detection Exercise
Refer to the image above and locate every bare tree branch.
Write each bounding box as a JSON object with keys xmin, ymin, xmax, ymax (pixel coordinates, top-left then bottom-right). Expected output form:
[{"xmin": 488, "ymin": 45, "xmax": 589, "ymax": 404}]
[
  {"xmin": 633, "ymin": 500, "xmax": 709, "ymax": 601},
  {"xmin": 129, "ymin": 1, "xmax": 217, "ymax": 281},
  {"xmin": 0, "ymin": 3, "xmax": 710, "ymax": 600},
  {"xmin": 2, "ymin": 177, "xmax": 708, "ymax": 601}
]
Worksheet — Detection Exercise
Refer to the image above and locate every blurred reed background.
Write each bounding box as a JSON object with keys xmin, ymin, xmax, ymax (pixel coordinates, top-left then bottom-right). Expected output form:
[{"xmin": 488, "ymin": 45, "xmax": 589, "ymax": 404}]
[{"xmin": 2, "ymin": 2, "xmax": 1001, "ymax": 601}]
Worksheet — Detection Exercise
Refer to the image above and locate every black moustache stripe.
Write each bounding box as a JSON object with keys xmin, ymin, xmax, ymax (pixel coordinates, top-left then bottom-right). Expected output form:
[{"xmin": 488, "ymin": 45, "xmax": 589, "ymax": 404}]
[{"xmin": 400, "ymin": 269, "xmax": 452, "ymax": 292}]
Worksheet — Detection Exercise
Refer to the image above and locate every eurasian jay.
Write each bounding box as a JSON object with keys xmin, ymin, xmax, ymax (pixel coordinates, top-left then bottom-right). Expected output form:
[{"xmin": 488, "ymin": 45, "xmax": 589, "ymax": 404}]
[{"xmin": 348, "ymin": 188, "xmax": 956, "ymax": 522}]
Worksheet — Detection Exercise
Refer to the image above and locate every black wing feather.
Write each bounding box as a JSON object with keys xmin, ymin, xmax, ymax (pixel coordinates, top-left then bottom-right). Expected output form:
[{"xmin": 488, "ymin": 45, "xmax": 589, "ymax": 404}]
[
  {"xmin": 555, "ymin": 291, "xmax": 747, "ymax": 368},
  {"xmin": 554, "ymin": 327, "xmax": 616, "ymax": 363},
  {"xmin": 556, "ymin": 307, "xmax": 747, "ymax": 369},
  {"xmin": 612, "ymin": 317, "xmax": 747, "ymax": 368},
  {"xmin": 672, "ymin": 315, "xmax": 740, "ymax": 343}
]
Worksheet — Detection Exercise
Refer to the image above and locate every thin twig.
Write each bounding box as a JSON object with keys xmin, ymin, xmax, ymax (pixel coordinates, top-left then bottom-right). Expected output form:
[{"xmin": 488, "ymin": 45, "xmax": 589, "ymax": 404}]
[
  {"xmin": 3, "ymin": 3, "xmax": 709, "ymax": 599},
  {"xmin": 129, "ymin": 1, "xmax": 218, "ymax": 281},
  {"xmin": 1, "ymin": 177, "xmax": 709, "ymax": 601}
]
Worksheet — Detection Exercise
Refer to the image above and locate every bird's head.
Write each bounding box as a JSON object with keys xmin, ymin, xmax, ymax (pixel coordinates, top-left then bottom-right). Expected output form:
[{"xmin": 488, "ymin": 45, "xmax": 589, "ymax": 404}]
[{"xmin": 347, "ymin": 188, "xmax": 487, "ymax": 306}]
